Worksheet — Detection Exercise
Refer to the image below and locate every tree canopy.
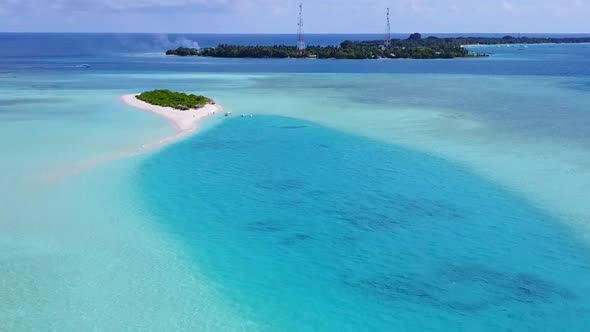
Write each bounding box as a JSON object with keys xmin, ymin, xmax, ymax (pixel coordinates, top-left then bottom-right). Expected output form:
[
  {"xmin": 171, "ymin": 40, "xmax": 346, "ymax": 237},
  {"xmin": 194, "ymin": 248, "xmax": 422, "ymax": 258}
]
[
  {"xmin": 136, "ymin": 90, "xmax": 212, "ymax": 110},
  {"xmin": 165, "ymin": 33, "xmax": 590, "ymax": 60}
]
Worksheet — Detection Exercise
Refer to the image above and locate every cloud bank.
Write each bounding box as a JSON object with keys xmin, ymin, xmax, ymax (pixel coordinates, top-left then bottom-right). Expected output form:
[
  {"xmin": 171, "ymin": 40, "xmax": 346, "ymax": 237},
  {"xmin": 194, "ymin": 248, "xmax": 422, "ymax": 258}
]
[{"xmin": 0, "ymin": 0, "xmax": 588, "ymax": 32}]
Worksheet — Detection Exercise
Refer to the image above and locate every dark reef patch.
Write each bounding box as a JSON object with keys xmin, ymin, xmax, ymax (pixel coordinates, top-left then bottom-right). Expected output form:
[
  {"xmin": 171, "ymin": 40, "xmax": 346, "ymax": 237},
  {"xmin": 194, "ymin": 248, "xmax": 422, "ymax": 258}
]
[
  {"xmin": 279, "ymin": 233, "xmax": 315, "ymax": 245},
  {"xmin": 352, "ymin": 264, "xmax": 574, "ymax": 314},
  {"xmin": 319, "ymin": 192, "xmax": 464, "ymax": 234}
]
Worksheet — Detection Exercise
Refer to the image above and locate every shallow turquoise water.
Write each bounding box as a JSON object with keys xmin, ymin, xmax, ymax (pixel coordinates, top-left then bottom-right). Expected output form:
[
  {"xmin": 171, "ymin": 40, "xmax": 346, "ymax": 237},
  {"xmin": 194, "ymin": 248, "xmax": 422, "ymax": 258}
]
[
  {"xmin": 2, "ymin": 35, "xmax": 590, "ymax": 330},
  {"xmin": 137, "ymin": 115, "xmax": 590, "ymax": 331}
]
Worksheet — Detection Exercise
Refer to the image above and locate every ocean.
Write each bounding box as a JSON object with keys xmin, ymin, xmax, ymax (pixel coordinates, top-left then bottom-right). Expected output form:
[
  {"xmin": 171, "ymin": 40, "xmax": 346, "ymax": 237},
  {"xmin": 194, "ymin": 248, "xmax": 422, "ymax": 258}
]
[{"xmin": 1, "ymin": 33, "xmax": 590, "ymax": 331}]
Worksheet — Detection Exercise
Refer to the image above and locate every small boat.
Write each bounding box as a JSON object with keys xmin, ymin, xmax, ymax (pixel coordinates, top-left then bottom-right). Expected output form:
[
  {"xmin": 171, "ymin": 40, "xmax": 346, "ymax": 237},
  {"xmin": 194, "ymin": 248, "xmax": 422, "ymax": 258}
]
[{"xmin": 225, "ymin": 111, "xmax": 232, "ymax": 117}]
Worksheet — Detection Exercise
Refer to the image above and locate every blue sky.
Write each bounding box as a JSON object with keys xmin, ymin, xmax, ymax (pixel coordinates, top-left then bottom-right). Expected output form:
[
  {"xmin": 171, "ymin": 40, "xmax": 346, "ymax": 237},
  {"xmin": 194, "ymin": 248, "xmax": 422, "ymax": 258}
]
[{"xmin": 0, "ymin": 0, "xmax": 588, "ymax": 33}]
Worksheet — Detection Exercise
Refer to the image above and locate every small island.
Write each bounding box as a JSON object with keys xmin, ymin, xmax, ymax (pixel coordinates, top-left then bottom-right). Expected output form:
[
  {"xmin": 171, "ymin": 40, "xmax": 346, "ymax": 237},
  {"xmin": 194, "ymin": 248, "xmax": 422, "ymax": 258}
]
[
  {"xmin": 136, "ymin": 89, "xmax": 213, "ymax": 110},
  {"xmin": 166, "ymin": 33, "xmax": 590, "ymax": 60},
  {"xmin": 121, "ymin": 90, "xmax": 222, "ymax": 135}
]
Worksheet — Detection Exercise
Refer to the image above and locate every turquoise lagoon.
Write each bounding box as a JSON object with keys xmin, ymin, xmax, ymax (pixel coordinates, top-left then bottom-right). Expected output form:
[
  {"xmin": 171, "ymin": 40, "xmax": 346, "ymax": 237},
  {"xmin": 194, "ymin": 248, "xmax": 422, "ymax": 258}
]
[
  {"xmin": 1, "ymin": 34, "xmax": 590, "ymax": 331},
  {"xmin": 138, "ymin": 115, "xmax": 590, "ymax": 331}
]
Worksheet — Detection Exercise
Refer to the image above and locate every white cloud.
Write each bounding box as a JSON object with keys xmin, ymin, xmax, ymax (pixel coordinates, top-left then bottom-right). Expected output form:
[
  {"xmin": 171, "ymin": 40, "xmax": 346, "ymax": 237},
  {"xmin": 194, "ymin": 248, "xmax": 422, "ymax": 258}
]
[
  {"xmin": 0, "ymin": 0, "xmax": 589, "ymax": 32},
  {"xmin": 1, "ymin": 0, "xmax": 588, "ymax": 16},
  {"xmin": 0, "ymin": 0, "xmax": 278, "ymax": 13}
]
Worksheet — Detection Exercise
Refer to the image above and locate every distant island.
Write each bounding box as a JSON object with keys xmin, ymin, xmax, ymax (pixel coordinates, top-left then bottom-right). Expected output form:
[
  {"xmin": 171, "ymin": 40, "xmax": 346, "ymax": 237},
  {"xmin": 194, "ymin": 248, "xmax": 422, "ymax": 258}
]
[
  {"xmin": 165, "ymin": 33, "xmax": 590, "ymax": 60},
  {"xmin": 136, "ymin": 90, "xmax": 213, "ymax": 110}
]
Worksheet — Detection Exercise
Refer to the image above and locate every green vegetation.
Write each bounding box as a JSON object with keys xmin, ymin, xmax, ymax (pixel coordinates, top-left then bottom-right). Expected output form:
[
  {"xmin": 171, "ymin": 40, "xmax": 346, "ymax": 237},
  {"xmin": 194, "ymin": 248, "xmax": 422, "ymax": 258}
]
[
  {"xmin": 166, "ymin": 47, "xmax": 200, "ymax": 56},
  {"xmin": 167, "ymin": 43, "xmax": 467, "ymax": 59},
  {"xmin": 401, "ymin": 34, "xmax": 590, "ymax": 46},
  {"xmin": 136, "ymin": 90, "xmax": 212, "ymax": 110},
  {"xmin": 166, "ymin": 33, "xmax": 590, "ymax": 60},
  {"xmin": 165, "ymin": 33, "xmax": 469, "ymax": 59},
  {"xmin": 348, "ymin": 33, "xmax": 590, "ymax": 49}
]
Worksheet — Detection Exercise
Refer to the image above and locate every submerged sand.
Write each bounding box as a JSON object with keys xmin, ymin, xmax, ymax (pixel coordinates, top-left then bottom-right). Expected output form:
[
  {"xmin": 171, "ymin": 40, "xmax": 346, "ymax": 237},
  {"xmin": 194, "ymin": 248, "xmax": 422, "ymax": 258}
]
[{"xmin": 43, "ymin": 95, "xmax": 224, "ymax": 182}]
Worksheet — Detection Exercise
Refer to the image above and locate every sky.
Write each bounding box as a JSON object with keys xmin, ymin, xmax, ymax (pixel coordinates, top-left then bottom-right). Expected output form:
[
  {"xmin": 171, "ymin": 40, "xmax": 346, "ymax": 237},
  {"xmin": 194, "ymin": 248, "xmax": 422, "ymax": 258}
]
[{"xmin": 0, "ymin": 0, "xmax": 589, "ymax": 33}]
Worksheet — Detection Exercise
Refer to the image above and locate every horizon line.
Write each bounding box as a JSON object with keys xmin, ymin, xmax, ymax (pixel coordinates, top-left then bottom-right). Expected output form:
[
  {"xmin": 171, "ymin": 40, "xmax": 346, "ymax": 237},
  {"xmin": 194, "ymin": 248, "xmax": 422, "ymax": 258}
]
[{"xmin": 2, "ymin": 31, "xmax": 590, "ymax": 35}]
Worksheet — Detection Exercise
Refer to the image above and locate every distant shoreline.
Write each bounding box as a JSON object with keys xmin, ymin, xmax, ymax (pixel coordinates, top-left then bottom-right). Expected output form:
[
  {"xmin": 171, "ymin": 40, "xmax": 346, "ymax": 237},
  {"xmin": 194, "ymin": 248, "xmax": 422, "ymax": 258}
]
[
  {"xmin": 464, "ymin": 42, "xmax": 590, "ymax": 47},
  {"xmin": 164, "ymin": 35, "xmax": 590, "ymax": 60}
]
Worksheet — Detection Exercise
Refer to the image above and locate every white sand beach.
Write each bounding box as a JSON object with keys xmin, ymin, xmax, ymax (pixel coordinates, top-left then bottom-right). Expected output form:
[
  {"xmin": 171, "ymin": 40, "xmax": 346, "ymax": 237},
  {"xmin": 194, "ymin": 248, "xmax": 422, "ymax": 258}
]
[{"xmin": 120, "ymin": 94, "xmax": 223, "ymax": 134}]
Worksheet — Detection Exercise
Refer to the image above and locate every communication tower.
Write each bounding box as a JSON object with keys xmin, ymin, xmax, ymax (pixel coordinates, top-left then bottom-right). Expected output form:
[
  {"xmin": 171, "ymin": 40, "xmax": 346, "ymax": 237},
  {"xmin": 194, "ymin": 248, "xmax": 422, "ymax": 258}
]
[
  {"xmin": 385, "ymin": 8, "xmax": 392, "ymax": 48},
  {"xmin": 297, "ymin": 3, "xmax": 306, "ymax": 54}
]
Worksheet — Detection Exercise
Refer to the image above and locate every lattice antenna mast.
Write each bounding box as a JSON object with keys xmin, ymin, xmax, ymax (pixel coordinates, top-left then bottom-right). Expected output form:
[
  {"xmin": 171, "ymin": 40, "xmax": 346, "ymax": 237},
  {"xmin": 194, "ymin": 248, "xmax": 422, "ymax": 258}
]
[
  {"xmin": 297, "ymin": 3, "xmax": 306, "ymax": 54},
  {"xmin": 384, "ymin": 7, "xmax": 392, "ymax": 48}
]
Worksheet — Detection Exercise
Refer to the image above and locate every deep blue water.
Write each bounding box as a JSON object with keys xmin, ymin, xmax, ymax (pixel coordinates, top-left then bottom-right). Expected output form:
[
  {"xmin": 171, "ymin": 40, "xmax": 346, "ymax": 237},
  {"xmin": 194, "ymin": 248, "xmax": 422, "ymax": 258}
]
[
  {"xmin": 2, "ymin": 32, "xmax": 589, "ymax": 55},
  {"xmin": 2, "ymin": 33, "xmax": 590, "ymax": 76},
  {"xmin": 137, "ymin": 116, "xmax": 590, "ymax": 331}
]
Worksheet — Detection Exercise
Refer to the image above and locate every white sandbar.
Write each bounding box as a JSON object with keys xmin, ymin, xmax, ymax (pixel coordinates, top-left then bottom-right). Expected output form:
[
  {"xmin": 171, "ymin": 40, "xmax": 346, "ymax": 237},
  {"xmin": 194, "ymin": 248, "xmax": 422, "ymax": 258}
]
[{"xmin": 120, "ymin": 94, "xmax": 223, "ymax": 134}]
